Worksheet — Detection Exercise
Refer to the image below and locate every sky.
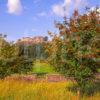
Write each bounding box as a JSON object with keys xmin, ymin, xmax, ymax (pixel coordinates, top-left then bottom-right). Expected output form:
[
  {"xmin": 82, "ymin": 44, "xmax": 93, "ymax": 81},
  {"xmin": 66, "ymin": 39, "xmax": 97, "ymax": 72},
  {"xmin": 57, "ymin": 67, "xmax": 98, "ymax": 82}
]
[{"xmin": 0, "ymin": 0, "xmax": 100, "ymax": 41}]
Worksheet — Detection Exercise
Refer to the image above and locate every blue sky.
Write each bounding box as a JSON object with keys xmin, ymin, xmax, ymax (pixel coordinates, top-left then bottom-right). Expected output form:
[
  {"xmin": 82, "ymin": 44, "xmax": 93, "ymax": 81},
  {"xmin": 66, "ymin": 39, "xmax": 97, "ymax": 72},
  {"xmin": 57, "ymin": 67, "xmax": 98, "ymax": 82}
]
[{"xmin": 0, "ymin": 0, "xmax": 100, "ymax": 41}]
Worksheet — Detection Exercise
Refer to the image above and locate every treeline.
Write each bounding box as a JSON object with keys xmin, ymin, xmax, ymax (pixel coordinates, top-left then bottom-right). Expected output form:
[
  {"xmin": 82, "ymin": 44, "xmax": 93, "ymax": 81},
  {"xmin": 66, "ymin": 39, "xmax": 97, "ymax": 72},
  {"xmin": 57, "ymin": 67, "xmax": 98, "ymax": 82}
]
[{"xmin": 17, "ymin": 42, "xmax": 47, "ymax": 59}]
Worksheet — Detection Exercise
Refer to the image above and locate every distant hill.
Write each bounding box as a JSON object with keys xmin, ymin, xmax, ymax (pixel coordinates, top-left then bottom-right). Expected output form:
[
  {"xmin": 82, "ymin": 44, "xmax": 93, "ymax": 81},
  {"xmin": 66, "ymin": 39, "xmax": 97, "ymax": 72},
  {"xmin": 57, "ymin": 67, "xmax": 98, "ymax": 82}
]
[{"xmin": 16, "ymin": 36, "xmax": 48, "ymax": 45}]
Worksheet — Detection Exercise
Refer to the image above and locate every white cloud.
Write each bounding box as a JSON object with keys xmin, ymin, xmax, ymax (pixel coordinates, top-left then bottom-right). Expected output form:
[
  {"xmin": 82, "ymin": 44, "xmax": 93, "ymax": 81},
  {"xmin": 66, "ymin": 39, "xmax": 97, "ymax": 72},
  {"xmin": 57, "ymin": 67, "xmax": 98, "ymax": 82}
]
[
  {"xmin": 37, "ymin": 12, "xmax": 47, "ymax": 17},
  {"xmin": 7, "ymin": 0, "xmax": 23, "ymax": 15},
  {"xmin": 74, "ymin": 0, "xmax": 80, "ymax": 9},
  {"xmin": 33, "ymin": 0, "xmax": 41, "ymax": 4},
  {"xmin": 52, "ymin": 4, "xmax": 65, "ymax": 17},
  {"xmin": 52, "ymin": 0, "xmax": 88, "ymax": 17},
  {"xmin": 52, "ymin": 0, "xmax": 72, "ymax": 17},
  {"xmin": 64, "ymin": 0, "xmax": 71, "ymax": 6},
  {"xmin": 90, "ymin": 7, "xmax": 100, "ymax": 12},
  {"xmin": 97, "ymin": 8, "xmax": 100, "ymax": 13},
  {"xmin": 89, "ymin": 7, "xmax": 100, "ymax": 17}
]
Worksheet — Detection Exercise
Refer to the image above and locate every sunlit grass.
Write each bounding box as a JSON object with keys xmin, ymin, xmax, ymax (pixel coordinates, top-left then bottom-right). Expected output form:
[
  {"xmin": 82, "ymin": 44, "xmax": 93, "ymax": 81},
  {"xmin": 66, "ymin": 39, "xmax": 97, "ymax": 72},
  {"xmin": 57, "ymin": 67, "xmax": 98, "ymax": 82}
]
[
  {"xmin": 32, "ymin": 60, "xmax": 56, "ymax": 74},
  {"xmin": 0, "ymin": 78, "xmax": 100, "ymax": 100}
]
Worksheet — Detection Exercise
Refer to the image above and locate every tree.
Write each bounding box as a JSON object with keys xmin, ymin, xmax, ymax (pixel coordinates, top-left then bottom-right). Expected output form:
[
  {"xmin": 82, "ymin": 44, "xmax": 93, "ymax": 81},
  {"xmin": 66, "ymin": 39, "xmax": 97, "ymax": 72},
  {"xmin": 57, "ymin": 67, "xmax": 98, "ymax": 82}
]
[
  {"xmin": 0, "ymin": 35, "xmax": 33, "ymax": 78},
  {"xmin": 46, "ymin": 8, "xmax": 100, "ymax": 95},
  {"xmin": 16, "ymin": 42, "xmax": 48, "ymax": 60}
]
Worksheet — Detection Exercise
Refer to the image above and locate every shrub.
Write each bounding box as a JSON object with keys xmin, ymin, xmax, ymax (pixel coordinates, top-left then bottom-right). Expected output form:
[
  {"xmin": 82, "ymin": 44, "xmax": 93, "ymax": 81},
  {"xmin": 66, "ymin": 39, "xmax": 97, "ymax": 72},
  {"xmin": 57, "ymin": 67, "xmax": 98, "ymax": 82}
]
[
  {"xmin": 0, "ymin": 59, "xmax": 11, "ymax": 79},
  {"xmin": 10, "ymin": 57, "xmax": 33, "ymax": 74},
  {"xmin": 0, "ymin": 57, "xmax": 33, "ymax": 79}
]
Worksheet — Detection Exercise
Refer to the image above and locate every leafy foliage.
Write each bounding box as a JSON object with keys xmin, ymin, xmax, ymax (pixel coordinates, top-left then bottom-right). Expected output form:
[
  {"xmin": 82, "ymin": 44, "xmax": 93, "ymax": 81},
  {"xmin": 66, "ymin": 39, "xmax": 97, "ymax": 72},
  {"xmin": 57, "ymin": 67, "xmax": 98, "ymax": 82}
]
[
  {"xmin": 0, "ymin": 36, "xmax": 33, "ymax": 78},
  {"xmin": 46, "ymin": 8, "xmax": 100, "ymax": 95}
]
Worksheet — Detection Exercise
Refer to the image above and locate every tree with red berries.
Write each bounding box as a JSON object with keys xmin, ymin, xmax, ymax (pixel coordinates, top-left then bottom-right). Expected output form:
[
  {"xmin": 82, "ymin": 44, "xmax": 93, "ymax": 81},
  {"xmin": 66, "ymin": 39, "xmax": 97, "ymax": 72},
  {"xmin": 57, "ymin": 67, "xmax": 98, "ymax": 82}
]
[{"xmin": 46, "ymin": 8, "xmax": 100, "ymax": 95}]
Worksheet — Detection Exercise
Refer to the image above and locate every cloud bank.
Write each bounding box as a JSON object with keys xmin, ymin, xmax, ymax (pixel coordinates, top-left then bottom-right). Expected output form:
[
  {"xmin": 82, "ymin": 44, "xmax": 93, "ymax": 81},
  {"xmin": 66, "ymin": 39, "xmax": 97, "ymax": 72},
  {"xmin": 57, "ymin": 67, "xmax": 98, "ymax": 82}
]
[
  {"xmin": 52, "ymin": 0, "xmax": 86, "ymax": 17},
  {"xmin": 52, "ymin": 0, "xmax": 72, "ymax": 17}
]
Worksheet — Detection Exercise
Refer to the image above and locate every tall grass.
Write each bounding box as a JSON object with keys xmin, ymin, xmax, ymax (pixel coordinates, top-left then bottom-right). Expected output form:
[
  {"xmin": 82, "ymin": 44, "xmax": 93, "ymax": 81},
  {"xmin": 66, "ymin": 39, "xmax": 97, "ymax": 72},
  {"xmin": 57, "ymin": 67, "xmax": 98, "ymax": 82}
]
[{"xmin": 0, "ymin": 79, "xmax": 99, "ymax": 100}]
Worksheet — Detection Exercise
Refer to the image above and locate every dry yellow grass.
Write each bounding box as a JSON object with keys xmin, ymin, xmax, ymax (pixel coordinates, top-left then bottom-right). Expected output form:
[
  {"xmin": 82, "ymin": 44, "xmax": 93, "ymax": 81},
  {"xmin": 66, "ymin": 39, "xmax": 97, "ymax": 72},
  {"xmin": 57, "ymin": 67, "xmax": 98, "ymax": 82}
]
[{"xmin": 0, "ymin": 79, "xmax": 99, "ymax": 100}]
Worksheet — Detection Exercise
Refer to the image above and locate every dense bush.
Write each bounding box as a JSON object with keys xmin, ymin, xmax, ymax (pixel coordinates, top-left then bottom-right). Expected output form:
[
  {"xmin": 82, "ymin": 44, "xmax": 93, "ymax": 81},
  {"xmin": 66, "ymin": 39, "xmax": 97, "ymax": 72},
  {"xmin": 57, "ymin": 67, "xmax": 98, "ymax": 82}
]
[
  {"xmin": 0, "ymin": 59, "xmax": 11, "ymax": 79},
  {"xmin": 9, "ymin": 57, "xmax": 33, "ymax": 74},
  {"xmin": 0, "ymin": 57, "xmax": 33, "ymax": 79}
]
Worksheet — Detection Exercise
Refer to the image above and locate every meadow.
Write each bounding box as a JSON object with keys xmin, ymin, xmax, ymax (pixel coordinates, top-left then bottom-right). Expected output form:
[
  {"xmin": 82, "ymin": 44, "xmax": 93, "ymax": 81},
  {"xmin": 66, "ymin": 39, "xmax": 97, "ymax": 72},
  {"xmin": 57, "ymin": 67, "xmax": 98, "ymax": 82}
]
[
  {"xmin": 0, "ymin": 78, "xmax": 100, "ymax": 100},
  {"xmin": 32, "ymin": 60, "xmax": 56, "ymax": 74}
]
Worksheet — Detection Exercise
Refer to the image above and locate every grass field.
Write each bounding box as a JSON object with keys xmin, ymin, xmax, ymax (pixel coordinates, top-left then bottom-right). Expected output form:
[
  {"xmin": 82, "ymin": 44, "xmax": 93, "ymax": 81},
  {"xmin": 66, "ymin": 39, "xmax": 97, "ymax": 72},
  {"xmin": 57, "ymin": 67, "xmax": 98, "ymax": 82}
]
[
  {"xmin": 0, "ymin": 78, "xmax": 100, "ymax": 100},
  {"xmin": 32, "ymin": 61, "xmax": 56, "ymax": 74}
]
